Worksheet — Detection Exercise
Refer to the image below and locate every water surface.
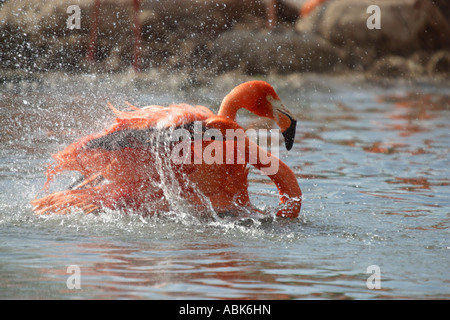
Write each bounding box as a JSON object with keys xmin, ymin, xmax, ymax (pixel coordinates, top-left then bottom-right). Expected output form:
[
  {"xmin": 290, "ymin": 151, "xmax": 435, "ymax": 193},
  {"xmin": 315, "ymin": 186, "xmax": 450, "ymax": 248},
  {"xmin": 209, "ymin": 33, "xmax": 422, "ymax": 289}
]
[{"xmin": 0, "ymin": 74, "xmax": 449, "ymax": 299}]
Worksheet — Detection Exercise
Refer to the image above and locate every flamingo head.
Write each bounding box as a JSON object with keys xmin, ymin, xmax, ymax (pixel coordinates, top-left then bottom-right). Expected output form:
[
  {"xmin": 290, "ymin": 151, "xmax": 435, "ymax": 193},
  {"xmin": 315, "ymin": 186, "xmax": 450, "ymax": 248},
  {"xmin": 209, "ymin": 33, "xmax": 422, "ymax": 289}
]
[
  {"xmin": 265, "ymin": 93, "xmax": 297, "ymax": 151},
  {"xmin": 220, "ymin": 81, "xmax": 297, "ymax": 151}
]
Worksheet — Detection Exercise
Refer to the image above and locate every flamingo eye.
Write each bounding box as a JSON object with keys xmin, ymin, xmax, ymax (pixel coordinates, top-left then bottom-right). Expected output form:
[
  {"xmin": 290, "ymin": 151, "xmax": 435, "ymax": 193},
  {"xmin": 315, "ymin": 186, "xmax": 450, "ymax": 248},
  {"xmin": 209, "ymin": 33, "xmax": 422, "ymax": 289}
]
[
  {"xmin": 266, "ymin": 95, "xmax": 281, "ymax": 105},
  {"xmin": 266, "ymin": 95, "xmax": 274, "ymax": 107}
]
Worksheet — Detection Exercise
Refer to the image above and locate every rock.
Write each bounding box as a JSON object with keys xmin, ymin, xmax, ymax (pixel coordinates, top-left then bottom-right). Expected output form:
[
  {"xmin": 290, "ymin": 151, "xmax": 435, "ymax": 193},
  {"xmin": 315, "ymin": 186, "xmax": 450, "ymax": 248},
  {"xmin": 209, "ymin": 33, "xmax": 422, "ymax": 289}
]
[
  {"xmin": 0, "ymin": 0, "xmax": 448, "ymax": 77},
  {"xmin": 432, "ymin": 0, "xmax": 450, "ymax": 22},
  {"xmin": 426, "ymin": 50, "xmax": 450, "ymax": 76},
  {"xmin": 0, "ymin": 0, "xmax": 135, "ymax": 71},
  {"xmin": 368, "ymin": 55, "xmax": 424, "ymax": 78},
  {"xmin": 0, "ymin": 0, "xmax": 296, "ymax": 72},
  {"xmin": 212, "ymin": 29, "xmax": 344, "ymax": 74},
  {"xmin": 282, "ymin": 0, "xmax": 306, "ymax": 11},
  {"xmin": 264, "ymin": 0, "xmax": 302, "ymax": 26},
  {"xmin": 296, "ymin": 0, "xmax": 450, "ymax": 56}
]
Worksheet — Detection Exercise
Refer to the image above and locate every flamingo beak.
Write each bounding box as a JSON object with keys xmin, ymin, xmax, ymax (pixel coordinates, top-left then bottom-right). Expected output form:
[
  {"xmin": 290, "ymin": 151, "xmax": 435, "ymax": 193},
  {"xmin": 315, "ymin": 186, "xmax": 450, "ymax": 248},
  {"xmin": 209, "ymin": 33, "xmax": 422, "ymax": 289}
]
[
  {"xmin": 272, "ymin": 100, "xmax": 297, "ymax": 151},
  {"xmin": 282, "ymin": 116, "xmax": 297, "ymax": 151}
]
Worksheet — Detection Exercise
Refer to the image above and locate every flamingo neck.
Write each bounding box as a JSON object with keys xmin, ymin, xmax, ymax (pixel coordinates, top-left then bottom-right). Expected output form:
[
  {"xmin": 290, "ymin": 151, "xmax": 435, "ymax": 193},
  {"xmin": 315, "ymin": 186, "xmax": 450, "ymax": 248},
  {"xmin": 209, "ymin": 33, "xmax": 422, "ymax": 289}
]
[
  {"xmin": 218, "ymin": 99, "xmax": 239, "ymax": 120},
  {"xmin": 217, "ymin": 88, "xmax": 246, "ymax": 120}
]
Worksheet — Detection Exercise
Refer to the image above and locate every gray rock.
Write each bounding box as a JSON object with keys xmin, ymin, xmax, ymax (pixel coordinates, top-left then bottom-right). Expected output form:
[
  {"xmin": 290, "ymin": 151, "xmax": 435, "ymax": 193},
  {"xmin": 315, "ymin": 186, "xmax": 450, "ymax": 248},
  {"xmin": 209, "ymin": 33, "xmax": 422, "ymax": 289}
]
[
  {"xmin": 296, "ymin": 0, "xmax": 450, "ymax": 56},
  {"xmin": 426, "ymin": 50, "xmax": 450, "ymax": 76},
  {"xmin": 212, "ymin": 29, "xmax": 344, "ymax": 74},
  {"xmin": 369, "ymin": 55, "xmax": 424, "ymax": 78}
]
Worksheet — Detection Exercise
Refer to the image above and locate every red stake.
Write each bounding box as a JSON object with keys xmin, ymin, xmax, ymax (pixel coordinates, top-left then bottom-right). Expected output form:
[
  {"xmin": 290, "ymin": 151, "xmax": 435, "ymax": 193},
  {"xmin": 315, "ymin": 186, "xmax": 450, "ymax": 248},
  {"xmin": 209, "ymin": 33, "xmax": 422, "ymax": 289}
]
[
  {"xmin": 132, "ymin": 0, "xmax": 142, "ymax": 72},
  {"xmin": 267, "ymin": 0, "xmax": 278, "ymax": 29},
  {"xmin": 87, "ymin": 0, "xmax": 101, "ymax": 62}
]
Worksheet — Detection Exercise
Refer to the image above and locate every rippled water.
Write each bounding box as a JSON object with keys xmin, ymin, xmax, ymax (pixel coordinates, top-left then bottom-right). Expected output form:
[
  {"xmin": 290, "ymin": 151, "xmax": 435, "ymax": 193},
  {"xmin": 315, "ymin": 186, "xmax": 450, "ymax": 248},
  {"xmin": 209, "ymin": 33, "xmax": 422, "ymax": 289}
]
[{"xmin": 0, "ymin": 73, "xmax": 449, "ymax": 299}]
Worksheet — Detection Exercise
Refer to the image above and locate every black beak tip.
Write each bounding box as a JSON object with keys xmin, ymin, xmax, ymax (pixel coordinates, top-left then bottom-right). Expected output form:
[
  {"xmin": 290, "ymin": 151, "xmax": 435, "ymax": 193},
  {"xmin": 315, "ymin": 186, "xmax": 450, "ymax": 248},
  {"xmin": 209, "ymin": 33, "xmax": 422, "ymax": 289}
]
[{"xmin": 282, "ymin": 119, "xmax": 297, "ymax": 151}]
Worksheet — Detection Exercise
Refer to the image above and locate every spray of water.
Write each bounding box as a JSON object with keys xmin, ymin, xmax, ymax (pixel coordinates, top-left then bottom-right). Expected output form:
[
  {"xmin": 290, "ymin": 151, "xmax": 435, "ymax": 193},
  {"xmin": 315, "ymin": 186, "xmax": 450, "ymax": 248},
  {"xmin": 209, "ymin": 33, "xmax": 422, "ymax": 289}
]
[{"xmin": 149, "ymin": 126, "xmax": 219, "ymax": 223}]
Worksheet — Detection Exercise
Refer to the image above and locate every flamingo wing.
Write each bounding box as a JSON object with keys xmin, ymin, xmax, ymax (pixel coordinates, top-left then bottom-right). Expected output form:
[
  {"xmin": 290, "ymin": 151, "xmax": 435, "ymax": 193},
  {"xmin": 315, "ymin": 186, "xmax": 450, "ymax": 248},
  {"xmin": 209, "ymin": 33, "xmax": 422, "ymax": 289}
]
[{"xmin": 32, "ymin": 103, "xmax": 215, "ymax": 215}]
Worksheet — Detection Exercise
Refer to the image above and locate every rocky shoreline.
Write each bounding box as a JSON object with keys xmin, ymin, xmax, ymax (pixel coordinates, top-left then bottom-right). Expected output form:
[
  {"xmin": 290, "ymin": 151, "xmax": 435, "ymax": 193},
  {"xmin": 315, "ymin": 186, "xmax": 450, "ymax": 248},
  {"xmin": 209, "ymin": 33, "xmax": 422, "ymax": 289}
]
[{"xmin": 1, "ymin": 0, "xmax": 449, "ymax": 82}]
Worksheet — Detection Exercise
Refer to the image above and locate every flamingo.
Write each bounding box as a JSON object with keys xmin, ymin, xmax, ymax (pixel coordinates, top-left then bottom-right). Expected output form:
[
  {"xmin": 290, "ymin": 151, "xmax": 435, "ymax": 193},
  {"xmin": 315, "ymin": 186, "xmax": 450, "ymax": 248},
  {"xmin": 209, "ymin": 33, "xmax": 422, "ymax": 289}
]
[
  {"xmin": 300, "ymin": 0, "xmax": 328, "ymax": 18},
  {"xmin": 31, "ymin": 81, "xmax": 302, "ymax": 219}
]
